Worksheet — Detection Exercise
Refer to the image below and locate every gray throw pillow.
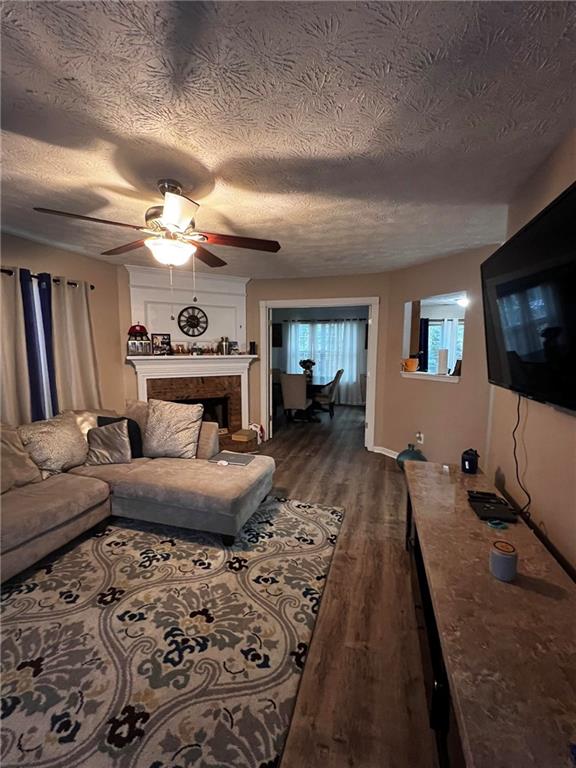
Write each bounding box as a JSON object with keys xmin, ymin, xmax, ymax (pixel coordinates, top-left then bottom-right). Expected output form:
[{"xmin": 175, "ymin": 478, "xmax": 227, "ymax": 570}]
[
  {"xmin": 1, "ymin": 423, "xmax": 42, "ymax": 494},
  {"xmin": 18, "ymin": 414, "xmax": 88, "ymax": 477},
  {"xmin": 86, "ymin": 420, "xmax": 132, "ymax": 465},
  {"xmin": 144, "ymin": 399, "xmax": 204, "ymax": 459}
]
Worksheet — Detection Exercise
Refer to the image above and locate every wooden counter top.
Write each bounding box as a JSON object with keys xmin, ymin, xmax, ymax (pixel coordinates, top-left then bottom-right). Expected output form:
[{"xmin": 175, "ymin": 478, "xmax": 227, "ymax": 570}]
[{"xmin": 405, "ymin": 461, "xmax": 576, "ymax": 768}]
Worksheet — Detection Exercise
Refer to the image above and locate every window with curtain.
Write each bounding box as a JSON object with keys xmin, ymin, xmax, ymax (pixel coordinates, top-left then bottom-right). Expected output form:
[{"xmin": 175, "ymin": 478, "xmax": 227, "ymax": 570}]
[
  {"xmin": 427, "ymin": 319, "xmax": 464, "ymax": 374},
  {"xmin": 285, "ymin": 320, "xmax": 367, "ymax": 405},
  {"xmin": 0, "ymin": 267, "xmax": 102, "ymax": 425}
]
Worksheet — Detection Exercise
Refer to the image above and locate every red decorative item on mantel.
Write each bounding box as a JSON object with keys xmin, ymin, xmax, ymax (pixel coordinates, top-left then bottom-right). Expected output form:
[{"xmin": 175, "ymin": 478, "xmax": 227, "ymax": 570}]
[
  {"xmin": 127, "ymin": 322, "xmax": 151, "ymax": 356},
  {"xmin": 128, "ymin": 322, "xmax": 149, "ymax": 338}
]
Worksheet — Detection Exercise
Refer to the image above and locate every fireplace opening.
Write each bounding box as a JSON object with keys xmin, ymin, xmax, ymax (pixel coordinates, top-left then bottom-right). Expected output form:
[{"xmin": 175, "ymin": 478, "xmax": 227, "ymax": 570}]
[
  {"xmin": 147, "ymin": 376, "xmax": 241, "ymax": 435},
  {"xmin": 176, "ymin": 396, "xmax": 229, "ymax": 431}
]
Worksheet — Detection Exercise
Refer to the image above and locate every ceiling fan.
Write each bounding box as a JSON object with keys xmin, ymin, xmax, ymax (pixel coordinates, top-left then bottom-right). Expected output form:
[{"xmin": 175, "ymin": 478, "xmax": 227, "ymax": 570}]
[{"xmin": 33, "ymin": 179, "xmax": 281, "ymax": 268}]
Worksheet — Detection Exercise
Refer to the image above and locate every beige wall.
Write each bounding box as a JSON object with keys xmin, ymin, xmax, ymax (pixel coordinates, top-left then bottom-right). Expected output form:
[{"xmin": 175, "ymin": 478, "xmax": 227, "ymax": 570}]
[
  {"xmin": 246, "ymin": 245, "xmax": 495, "ymax": 462},
  {"xmin": 486, "ymin": 129, "xmax": 576, "ymax": 567},
  {"xmin": 381, "ymin": 245, "xmax": 495, "ymax": 463},
  {"xmin": 1, "ymin": 232, "xmax": 127, "ymax": 412}
]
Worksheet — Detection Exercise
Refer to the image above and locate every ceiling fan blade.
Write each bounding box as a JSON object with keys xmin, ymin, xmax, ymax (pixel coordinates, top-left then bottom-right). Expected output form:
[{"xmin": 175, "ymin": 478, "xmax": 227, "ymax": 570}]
[
  {"xmin": 161, "ymin": 192, "xmax": 199, "ymax": 232},
  {"xmin": 193, "ymin": 243, "xmax": 227, "ymax": 268},
  {"xmin": 34, "ymin": 207, "xmax": 146, "ymax": 231},
  {"xmin": 101, "ymin": 239, "xmax": 148, "ymax": 256},
  {"xmin": 199, "ymin": 232, "xmax": 280, "ymax": 252}
]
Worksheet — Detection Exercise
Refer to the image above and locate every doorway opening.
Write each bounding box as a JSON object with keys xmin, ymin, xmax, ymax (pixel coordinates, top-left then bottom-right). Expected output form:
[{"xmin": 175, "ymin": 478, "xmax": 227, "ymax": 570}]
[{"xmin": 259, "ymin": 297, "xmax": 379, "ymax": 449}]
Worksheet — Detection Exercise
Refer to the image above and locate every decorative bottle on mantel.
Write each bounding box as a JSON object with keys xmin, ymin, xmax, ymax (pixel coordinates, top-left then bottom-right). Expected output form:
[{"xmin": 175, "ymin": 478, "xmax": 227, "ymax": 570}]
[{"xmin": 217, "ymin": 337, "xmax": 230, "ymax": 355}]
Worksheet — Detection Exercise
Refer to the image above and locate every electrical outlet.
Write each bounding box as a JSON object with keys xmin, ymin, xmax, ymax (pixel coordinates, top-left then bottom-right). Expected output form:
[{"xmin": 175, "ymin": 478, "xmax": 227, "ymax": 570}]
[{"xmin": 416, "ymin": 431, "xmax": 424, "ymax": 445}]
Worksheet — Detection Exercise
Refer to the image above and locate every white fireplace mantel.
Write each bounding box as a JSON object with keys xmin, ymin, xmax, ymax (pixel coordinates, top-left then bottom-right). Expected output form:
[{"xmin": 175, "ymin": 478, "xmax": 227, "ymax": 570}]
[{"xmin": 127, "ymin": 355, "xmax": 258, "ymax": 428}]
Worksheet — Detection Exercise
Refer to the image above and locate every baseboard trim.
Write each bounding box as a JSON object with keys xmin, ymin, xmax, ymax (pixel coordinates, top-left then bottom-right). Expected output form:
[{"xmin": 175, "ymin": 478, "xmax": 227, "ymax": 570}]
[{"xmin": 372, "ymin": 446, "xmax": 399, "ymax": 459}]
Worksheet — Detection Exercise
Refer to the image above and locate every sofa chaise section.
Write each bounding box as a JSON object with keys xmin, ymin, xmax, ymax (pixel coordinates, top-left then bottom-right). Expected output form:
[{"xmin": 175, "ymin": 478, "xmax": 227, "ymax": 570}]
[
  {"xmin": 1, "ymin": 474, "xmax": 110, "ymax": 582},
  {"xmin": 110, "ymin": 456, "xmax": 276, "ymax": 541}
]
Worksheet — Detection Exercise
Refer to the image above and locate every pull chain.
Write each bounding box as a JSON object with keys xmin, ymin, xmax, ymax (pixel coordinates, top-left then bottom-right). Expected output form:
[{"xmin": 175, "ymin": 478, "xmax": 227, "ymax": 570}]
[
  {"xmin": 192, "ymin": 251, "xmax": 198, "ymax": 303},
  {"xmin": 169, "ymin": 265, "xmax": 175, "ymax": 320}
]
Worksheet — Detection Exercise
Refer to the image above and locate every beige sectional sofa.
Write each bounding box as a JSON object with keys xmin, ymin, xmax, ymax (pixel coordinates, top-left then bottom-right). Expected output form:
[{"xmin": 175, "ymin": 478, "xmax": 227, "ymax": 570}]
[
  {"xmin": 1, "ymin": 413, "xmax": 275, "ymax": 583},
  {"xmin": 1, "ymin": 473, "xmax": 110, "ymax": 583}
]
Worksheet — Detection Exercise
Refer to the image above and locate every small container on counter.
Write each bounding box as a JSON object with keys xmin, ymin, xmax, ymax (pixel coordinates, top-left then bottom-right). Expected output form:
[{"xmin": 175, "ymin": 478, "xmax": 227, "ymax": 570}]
[{"xmin": 489, "ymin": 540, "xmax": 518, "ymax": 582}]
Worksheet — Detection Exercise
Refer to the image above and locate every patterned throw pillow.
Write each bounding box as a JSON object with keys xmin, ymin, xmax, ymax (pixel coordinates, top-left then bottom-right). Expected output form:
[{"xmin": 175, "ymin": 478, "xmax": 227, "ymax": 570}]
[
  {"xmin": 1, "ymin": 423, "xmax": 42, "ymax": 494},
  {"xmin": 18, "ymin": 414, "xmax": 88, "ymax": 477},
  {"xmin": 86, "ymin": 420, "xmax": 132, "ymax": 465},
  {"xmin": 144, "ymin": 400, "xmax": 204, "ymax": 459}
]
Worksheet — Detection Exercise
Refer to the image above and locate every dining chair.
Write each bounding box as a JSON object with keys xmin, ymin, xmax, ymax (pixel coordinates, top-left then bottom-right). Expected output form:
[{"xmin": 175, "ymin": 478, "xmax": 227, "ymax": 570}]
[
  {"xmin": 280, "ymin": 373, "xmax": 314, "ymax": 421},
  {"xmin": 314, "ymin": 369, "xmax": 344, "ymax": 418}
]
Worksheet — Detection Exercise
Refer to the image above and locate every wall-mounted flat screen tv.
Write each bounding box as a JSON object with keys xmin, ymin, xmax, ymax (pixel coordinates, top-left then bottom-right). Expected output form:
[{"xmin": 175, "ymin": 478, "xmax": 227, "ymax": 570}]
[{"xmin": 481, "ymin": 182, "xmax": 575, "ymax": 411}]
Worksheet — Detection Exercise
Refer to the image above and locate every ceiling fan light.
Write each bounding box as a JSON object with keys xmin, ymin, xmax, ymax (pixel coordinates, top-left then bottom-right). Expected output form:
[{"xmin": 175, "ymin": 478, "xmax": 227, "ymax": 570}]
[
  {"xmin": 145, "ymin": 238, "xmax": 196, "ymax": 266},
  {"xmin": 161, "ymin": 191, "xmax": 199, "ymax": 233}
]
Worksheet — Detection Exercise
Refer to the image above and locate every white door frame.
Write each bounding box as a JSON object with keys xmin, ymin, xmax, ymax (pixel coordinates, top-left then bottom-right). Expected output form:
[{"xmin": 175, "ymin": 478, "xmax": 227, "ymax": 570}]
[{"xmin": 259, "ymin": 297, "xmax": 380, "ymax": 450}]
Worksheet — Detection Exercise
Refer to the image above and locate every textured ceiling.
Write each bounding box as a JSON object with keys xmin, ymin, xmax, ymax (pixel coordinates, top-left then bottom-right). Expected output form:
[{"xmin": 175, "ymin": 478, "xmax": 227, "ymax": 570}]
[{"xmin": 1, "ymin": 1, "xmax": 575, "ymax": 278}]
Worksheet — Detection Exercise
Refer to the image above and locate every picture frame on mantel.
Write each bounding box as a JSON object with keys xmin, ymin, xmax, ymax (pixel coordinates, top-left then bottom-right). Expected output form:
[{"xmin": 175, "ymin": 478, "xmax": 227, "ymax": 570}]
[{"xmin": 151, "ymin": 333, "xmax": 172, "ymax": 356}]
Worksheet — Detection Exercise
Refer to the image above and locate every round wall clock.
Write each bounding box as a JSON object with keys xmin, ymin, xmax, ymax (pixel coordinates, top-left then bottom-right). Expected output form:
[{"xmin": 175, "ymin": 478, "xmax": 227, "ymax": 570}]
[{"xmin": 178, "ymin": 306, "xmax": 209, "ymax": 337}]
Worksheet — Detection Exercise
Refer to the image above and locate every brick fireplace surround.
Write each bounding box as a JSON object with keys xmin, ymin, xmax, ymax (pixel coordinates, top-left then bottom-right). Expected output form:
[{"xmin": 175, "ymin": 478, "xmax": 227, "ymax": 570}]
[
  {"xmin": 147, "ymin": 375, "xmax": 242, "ymax": 433},
  {"xmin": 126, "ymin": 356, "xmax": 258, "ymax": 431}
]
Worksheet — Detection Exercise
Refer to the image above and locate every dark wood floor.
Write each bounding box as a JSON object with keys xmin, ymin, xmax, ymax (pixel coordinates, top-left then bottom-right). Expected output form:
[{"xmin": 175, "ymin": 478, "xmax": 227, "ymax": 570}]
[{"xmin": 259, "ymin": 406, "xmax": 437, "ymax": 768}]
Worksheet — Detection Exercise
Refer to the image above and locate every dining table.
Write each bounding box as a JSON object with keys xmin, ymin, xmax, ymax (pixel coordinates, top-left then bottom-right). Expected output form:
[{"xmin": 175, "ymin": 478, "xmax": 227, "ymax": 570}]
[
  {"xmin": 306, "ymin": 377, "xmax": 330, "ymax": 397},
  {"xmin": 306, "ymin": 377, "xmax": 332, "ymax": 418}
]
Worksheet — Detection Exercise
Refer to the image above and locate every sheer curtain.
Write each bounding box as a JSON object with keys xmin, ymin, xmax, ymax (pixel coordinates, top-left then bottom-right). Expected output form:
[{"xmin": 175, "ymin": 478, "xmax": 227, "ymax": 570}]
[
  {"xmin": 427, "ymin": 319, "xmax": 461, "ymax": 373},
  {"xmin": 286, "ymin": 320, "xmax": 367, "ymax": 405},
  {"xmin": 1, "ymin": 268, "xmax": 31, "ymax": 425},
  {"xmin": 443, "ymin": 319, "xmax": 459, "ymax": 372},
  {"xmin": 52, "ymin": 279, "xmax": 102, "ymax": 410}
]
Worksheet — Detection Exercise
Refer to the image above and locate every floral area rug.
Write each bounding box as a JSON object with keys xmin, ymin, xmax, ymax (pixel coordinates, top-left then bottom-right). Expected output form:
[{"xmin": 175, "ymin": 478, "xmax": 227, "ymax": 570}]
[{"xmin": 1, "ymin": 497, "xmax": 343, "ymax": 768}]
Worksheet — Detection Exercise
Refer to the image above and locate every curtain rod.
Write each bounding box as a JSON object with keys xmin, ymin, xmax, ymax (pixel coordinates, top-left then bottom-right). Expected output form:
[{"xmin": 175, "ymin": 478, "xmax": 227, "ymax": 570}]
[
  {"xmin": 281, "ymin": 318, "xmax": 367, "ymax": 323},
  {"xmin": 1, "ymin": 268, "xmax": 95, "ymax": 290}
]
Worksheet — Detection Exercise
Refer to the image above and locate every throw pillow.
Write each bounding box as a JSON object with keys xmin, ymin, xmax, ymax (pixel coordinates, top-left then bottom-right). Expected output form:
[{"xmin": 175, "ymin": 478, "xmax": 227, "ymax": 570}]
[
  {"xmin": 125, "ymin": 399, "xmax": 148, "ymax": 436},
  {"xmin": 1, "ymin": 423, "xmax": 42, "ymax": 494},
  {"xmin": 97, "ymin": 416, "xmax": 143, "ymax": 458},
  {"xmin": 86, "ymin": 420, "xmax": 132, "ymax": 465},
  {"xmin": 144, "ymin": 399, "xmax": 204, "ymax": 459},
  {"xmin": 18, "ymin": 414, "xmax": 88, "ymax": 477}
]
